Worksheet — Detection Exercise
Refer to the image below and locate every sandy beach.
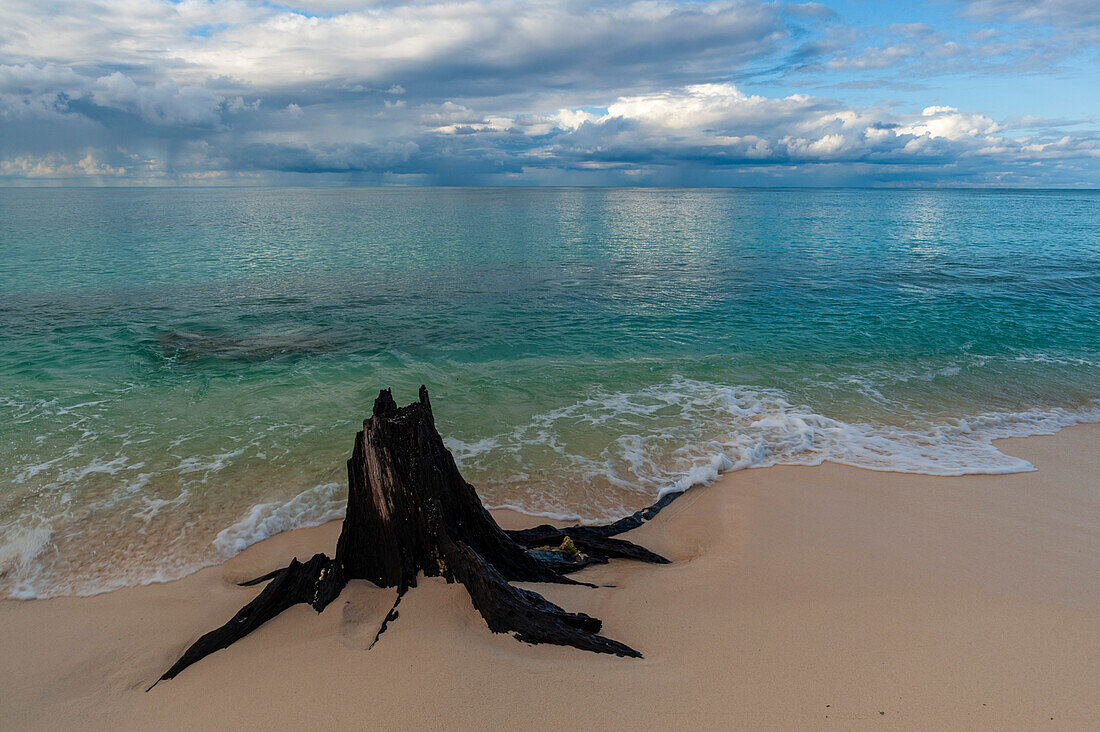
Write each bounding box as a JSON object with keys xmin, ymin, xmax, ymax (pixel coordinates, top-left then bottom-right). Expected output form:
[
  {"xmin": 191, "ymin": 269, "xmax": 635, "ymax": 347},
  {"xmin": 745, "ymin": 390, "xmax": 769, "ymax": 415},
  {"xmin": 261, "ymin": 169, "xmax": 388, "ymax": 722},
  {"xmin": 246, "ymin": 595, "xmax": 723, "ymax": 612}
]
[{"xmin": 2, "ymin": 425, "xmax": 1098, "ymax": 730}]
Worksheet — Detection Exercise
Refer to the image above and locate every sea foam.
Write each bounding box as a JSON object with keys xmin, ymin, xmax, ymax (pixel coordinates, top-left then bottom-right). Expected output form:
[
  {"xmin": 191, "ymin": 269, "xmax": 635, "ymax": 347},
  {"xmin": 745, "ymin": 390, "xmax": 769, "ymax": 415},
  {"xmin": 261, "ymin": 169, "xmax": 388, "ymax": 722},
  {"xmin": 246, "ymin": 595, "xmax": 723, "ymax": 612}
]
[
  {"xmin": 213, "ymin": 482, "xmax": 346, "ymax": 557},
  {"xmin": 4, "ymin": 378, "xmax": 1099, "ymax": 598},
  {"xmin": 184, "ymin": 380, "xmax": 1100, "ymax": 551},
  {"xmin": 445, "ymin": 377, "xmax": 1100, "ymax": 512}
]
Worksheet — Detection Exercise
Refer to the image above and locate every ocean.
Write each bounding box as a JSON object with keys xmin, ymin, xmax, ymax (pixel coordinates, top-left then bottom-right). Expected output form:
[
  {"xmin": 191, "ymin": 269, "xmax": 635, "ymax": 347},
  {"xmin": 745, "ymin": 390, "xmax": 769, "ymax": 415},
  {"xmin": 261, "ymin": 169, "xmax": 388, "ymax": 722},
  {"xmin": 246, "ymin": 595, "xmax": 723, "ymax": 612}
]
[{"xmin": 2, "ymin": 186, "xmax": 1099, "ymax": 598}]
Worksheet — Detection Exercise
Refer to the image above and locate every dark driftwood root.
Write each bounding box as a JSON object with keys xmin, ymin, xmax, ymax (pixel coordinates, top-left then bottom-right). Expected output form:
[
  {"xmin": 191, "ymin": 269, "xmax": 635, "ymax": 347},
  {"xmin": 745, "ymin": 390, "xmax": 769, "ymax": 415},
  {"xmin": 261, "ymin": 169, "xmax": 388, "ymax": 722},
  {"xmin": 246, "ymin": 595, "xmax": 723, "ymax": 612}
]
[{"xmin": 152, "ymin": 386, "xmax": 680, "ymax": 687}]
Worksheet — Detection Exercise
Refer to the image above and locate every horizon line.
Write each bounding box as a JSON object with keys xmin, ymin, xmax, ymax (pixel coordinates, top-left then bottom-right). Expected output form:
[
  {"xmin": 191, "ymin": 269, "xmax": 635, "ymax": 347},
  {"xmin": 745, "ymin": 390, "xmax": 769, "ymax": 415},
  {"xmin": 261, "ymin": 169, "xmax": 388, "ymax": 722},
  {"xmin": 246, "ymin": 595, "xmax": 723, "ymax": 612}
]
[{"xmin": 2, "ymin": 184, "xmax": 1098, "ymax": 192}]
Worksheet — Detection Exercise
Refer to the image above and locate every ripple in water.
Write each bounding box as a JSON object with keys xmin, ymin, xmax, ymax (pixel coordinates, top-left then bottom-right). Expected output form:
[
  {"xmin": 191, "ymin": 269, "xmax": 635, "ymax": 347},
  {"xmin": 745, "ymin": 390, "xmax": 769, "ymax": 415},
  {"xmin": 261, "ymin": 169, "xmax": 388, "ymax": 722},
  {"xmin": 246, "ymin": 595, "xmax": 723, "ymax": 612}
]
[{"xmin": 2, "ymin": 187, "xmax": 1099, "ymax": 597}]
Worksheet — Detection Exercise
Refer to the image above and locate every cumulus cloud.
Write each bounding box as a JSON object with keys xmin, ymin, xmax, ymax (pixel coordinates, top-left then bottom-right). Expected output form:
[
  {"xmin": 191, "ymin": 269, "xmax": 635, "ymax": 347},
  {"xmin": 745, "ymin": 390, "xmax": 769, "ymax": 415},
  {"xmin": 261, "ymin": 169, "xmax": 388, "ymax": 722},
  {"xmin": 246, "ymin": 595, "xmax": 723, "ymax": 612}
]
[
  {"xmin": 90, "ymin": 73, "xmax": 224, "ymax": 126},
  {"xmin": 411, "ymin": 83, "xmax": 1100, "ymax": 182},
  {"xmin": 0, "ymin": 63, "xmax": 86, "ymax": 119},
  {"xmin": 0, "ymin": 63, "xmax": 244, "ymax": 129},
  {"xmin": 0, "ymin": 153, "xmax": 130, "ymax": 178},
  {"xmin": 896, "ymin": 106, "xmax": 1000, "ymax": 140},
  {"xmin": 0, "ymin": 0, "xmax": 1097, "ymax": 185}
]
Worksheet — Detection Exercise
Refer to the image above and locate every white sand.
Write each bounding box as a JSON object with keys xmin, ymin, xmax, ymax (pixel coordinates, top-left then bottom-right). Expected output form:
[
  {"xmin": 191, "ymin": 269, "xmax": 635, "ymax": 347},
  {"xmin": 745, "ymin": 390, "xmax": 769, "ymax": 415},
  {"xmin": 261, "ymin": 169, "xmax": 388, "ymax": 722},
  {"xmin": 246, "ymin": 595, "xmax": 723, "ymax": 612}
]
[{"xmin": 2, "ymin": 426, "xmax": 1098, "ymax": 729}]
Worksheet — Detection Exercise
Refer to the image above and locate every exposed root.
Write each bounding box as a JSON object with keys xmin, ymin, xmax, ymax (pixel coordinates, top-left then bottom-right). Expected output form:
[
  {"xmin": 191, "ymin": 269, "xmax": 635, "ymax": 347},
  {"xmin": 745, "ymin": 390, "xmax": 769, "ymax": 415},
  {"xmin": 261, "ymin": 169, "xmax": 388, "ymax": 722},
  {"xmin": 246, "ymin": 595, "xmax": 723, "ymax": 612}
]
[{"xmin": 153, "ymin": 387, "xmax": 679, "ymax": 688}]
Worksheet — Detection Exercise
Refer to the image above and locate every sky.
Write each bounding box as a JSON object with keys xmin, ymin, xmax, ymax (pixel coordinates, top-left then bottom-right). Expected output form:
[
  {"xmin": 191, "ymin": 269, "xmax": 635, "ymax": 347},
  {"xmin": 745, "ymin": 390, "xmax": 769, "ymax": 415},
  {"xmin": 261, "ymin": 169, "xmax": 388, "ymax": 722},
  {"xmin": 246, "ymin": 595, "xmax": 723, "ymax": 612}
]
[{"xmin": 0, "ymin": 0, "xmax": 1097, "ymax": 186}]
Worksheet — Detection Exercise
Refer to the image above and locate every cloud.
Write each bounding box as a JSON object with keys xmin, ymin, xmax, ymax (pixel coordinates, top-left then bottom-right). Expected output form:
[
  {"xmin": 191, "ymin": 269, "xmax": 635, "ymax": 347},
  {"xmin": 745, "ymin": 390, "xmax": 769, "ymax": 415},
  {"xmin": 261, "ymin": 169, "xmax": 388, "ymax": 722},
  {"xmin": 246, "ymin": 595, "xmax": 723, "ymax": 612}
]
[
  {"xmin": 421, "ymin": 84, "xmax": 1100, "ymax": 182},
  {"xmin": 0, "ymin": 0, "xmax": 1097, "ymax": 185},
  {"xmin": 0, "ymin": 63, "xmax": 86, "ymax": 119},
  {"xmin": 784, "ymin": 1, "xmax": 1096, "ymax": 82},
  {"xmin": 826, "ymin": 45, "xmax": 916, "ymax": 71},
  {"xmin": 896, "ymin": 106, "xmax": 1000, "ymax": 140},
  {"xmin": 961, "ymin": 0, "xmax": 1100, "ymax": 27},
  {"xmin": 90, "ymin": 73, "xmax": 224, "ymax": 126},
  {"xmin": 2, "ymin": 80, "xmax": 1098, "ymax": 186},
  {"xmin": 784, "ymin": 2, "xmax": 837, "ymax": 20},
  {"xmin": 0, "ymin": 0, "xmax": 790, "ymax": 95},
  {"xmin": 0, "ymin": 63, "xmax": 243, "ymax": 129},
  {"xmin": 229, "ymin": 140, "xmax": 422, "ymax": 173},
  {"xmin": 0, "ymin": 152, "xmax": 129, "ymax": 178},
  {"xmin": 959, "ymin": 0, "xmax": 1100, "ymax": 50}
]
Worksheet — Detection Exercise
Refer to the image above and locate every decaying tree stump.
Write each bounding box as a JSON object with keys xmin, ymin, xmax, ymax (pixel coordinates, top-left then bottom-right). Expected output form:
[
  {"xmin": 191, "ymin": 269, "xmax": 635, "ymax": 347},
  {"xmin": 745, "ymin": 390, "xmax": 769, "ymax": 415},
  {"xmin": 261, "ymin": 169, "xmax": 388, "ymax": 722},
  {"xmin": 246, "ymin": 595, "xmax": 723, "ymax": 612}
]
[{"xmin": 151, "ymin": 386, "xmax": 681, "ymax": 688}]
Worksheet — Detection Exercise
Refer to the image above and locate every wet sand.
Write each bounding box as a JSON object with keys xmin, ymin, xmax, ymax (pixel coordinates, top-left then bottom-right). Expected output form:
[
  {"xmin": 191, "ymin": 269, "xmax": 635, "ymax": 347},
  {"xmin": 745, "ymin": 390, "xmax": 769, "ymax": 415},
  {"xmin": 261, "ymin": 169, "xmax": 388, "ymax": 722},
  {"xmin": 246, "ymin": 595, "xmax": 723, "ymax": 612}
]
[{"xmin": 1, "ymin": 426, "xmax": 1098, "ymax": 729}]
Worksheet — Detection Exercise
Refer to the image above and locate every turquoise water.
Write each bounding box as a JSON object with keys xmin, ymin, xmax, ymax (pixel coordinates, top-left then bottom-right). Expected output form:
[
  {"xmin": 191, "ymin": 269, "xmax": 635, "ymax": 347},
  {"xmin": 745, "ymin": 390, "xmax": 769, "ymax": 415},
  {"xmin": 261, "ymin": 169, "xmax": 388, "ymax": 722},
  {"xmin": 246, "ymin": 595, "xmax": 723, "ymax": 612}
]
[{"xmin": 2, "ymin": 187, "xmax": 1099, "ymax": 597}]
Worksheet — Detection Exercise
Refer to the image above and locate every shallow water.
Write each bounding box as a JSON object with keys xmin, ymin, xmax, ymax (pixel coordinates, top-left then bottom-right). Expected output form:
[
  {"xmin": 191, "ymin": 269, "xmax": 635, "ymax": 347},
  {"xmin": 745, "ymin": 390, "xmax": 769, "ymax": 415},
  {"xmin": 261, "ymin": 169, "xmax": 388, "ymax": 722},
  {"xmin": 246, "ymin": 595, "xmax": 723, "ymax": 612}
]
[{"xmin": 2, "ymin": 187, "xmax": 1099, "ymax": 597}]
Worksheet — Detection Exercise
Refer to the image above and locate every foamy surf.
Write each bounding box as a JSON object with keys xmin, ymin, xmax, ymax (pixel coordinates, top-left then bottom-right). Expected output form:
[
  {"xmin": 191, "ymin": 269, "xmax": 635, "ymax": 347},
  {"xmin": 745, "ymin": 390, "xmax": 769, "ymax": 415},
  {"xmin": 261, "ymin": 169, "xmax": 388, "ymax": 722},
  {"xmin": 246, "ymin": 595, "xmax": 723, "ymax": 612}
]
[
  {"xmin": 212, "ymin": 482, "xmax": 346, "ymax": 556},
  {"xmin": 447, "ymin": 378, "xmax": 1100, "ymax": 510},
  {"xmin": 3, "ymin": 377, "xmax": 1099, "ymax": 599}
]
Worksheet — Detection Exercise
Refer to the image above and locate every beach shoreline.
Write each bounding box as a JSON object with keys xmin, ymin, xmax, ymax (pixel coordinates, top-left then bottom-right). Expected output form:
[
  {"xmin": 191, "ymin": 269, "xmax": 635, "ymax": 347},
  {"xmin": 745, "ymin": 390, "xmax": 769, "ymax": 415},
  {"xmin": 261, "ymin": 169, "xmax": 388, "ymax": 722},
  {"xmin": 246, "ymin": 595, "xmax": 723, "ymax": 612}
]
[{"xmin": 2, "ymin": 425, "xmax": 1098, "ymax": 729}]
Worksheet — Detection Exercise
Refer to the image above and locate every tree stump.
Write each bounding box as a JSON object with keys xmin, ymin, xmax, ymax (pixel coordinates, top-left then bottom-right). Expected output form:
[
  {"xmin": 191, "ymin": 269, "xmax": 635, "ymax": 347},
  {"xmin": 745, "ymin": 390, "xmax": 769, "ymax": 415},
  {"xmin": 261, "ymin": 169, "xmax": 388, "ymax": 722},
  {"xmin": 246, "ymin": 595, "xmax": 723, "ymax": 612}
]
[{"xmin": 152, "ymin": 387, "xmax": 680, "ymax": 688}]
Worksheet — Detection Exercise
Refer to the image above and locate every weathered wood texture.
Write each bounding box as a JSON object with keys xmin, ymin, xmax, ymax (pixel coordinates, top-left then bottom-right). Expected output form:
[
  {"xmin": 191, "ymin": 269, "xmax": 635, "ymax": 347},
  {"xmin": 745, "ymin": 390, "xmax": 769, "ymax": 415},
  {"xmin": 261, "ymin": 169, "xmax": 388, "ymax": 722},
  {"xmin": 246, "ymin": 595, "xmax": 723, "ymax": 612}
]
[{"xmin": 153, "ymin": 387, "xmax": 680, "ymax": 688}]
